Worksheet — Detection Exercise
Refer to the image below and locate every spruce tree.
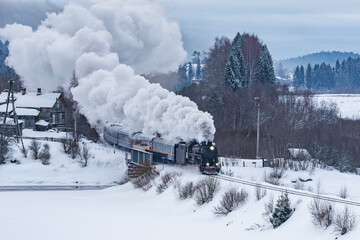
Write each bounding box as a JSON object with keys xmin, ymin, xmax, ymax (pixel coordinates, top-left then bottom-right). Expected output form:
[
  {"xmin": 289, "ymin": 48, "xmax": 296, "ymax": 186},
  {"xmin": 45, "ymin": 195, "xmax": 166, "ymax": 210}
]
[
  {"xmin": 270, "ymin": 193, "xmax": 293, "ymax": 228},
  {"xmin": 188, "ymin": 62, "xmax": 194, "ymax": 81},
  {"xmin": 195, "ymin": 61, "xmax": 202, "ymax": 80},
  {"xmin": 256, "ymin": 45, "xmax": 275, "ymax": 84},
  {"xmin": 293, "ymin": 66, "xmax": 300, "ymax": 88},
  {"xmin": 224, "ymin": 34, "xmax": 246, "ymax": 91},
  {"xmin": 299, "ymin": 65, "xmax": 305, "ymax": 87},
  {"xmin": 305, "ymin": 64, "xmax": 312, "ymax": 90}
]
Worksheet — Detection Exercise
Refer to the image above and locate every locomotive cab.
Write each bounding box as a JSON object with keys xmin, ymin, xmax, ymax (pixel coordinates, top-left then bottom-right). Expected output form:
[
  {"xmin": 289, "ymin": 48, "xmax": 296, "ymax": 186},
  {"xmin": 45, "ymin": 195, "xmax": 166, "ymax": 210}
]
[{"xmin": 199, "ymin": 142, "xmax": 221, "ymax": 174}]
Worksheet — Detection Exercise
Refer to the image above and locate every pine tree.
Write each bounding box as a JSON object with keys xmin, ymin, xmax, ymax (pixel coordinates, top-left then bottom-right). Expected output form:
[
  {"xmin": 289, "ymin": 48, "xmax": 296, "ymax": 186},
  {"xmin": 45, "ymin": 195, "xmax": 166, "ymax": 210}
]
[
  {"xmin": 175, "ymin": 65, "xmax": 190, "ymax": 92},
  {"xmin": 188, "ymin": 62, "xmax": 194, "ymax": 81},
  {"xmin": 293, "ymin": 66, "xmax": 300, "ymax": 88},
  {"xmin": 299, "ymin": 65, "xmax": 305, "ymax": 87},
  {"xmin": 305, "ymin": 64, "xmax": 312, "ymax": 90},
  {"xmin": 270, "ymin": 193, "xmax": 293, "ymax": 228},
  {"xmin": 256, "ymin": 45, "xmax": 275, "ymax": 84},
  {"xmin": 195, "ymin": 61, "xmax": 202, "ymax": 80},
  {"xmin": 224, "ymin": 34, "xmax": 246, "ymax": 91}
]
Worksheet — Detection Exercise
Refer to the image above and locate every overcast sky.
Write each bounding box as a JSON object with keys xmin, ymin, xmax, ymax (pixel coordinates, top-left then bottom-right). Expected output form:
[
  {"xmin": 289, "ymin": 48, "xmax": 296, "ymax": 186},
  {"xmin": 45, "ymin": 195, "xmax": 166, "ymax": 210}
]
[{"xmin": 1, "ymin": 0, "xmax": 360, "ymax": 60}]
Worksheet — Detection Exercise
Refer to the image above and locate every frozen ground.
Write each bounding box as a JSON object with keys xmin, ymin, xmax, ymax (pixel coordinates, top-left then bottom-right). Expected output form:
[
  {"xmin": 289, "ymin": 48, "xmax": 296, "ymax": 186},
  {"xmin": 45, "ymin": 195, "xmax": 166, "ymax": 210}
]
[{"xmin": 313, "ymin": 94, "xmax": 360, "ymax": 119}]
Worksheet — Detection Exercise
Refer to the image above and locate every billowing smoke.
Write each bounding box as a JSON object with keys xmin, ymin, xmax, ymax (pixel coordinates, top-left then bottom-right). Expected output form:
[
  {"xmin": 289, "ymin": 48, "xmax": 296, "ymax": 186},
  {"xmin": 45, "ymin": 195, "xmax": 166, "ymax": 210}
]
[{"xmin": 0, "ymin": 0, "xmax": 215, "ymax": 141}]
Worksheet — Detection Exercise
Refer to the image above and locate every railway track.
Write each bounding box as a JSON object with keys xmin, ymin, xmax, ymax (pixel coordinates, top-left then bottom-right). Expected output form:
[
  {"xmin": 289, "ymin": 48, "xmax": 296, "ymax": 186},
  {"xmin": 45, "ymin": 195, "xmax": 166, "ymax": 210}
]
[{"xmin": 212, "ymin": 174, "xmax": 360, "ymax": 207}]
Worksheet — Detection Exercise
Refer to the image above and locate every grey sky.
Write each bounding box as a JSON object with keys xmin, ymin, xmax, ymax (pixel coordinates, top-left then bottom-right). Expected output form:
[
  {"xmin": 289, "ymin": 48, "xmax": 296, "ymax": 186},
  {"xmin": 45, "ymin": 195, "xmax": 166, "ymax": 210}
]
[
  {"xmin": 1, "ymin": 0, "xmax": 360, "ymax": 60},
  {"xmin": 158, "ymin": 0, "xmax": 360, "ymax": 60}
]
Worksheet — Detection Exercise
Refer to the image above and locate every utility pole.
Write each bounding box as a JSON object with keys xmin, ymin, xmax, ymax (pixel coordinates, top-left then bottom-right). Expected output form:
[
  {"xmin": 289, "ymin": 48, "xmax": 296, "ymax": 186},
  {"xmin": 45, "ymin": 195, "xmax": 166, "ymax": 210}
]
[
  {"xmin": 2, "ymin": 79, "xmax": 25, "ymax": 151},
  {"xmin": 255, "ymin": 97, "xmax": 260, "ymax": 159}
]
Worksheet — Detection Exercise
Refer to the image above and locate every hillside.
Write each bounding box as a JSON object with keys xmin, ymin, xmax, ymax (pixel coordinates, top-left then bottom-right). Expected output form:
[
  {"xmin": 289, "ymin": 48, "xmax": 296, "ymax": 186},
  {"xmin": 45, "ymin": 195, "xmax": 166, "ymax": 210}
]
[{"xmin": 279, "ymin": 51, "xmax": 360, "ymax": 71}]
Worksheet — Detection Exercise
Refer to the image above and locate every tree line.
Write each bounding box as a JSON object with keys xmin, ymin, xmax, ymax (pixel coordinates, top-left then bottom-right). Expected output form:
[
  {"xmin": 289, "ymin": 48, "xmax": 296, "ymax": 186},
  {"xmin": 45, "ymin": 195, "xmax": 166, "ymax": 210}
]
[
  {"xmin": 293, "ymin": 57, "xmax": 360, "ymax": 92},
  {"xmin": 179, "ymin": 32, "xmax": 360, "ymax": 171}
]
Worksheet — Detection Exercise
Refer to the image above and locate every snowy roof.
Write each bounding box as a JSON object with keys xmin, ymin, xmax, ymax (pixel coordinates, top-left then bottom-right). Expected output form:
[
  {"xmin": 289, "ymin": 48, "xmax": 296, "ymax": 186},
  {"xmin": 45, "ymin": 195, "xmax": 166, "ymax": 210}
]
[
  {"xmin": 15, "ymin": 108, "xmax": 40, "ymax": 116},
  {"xmin": 0, "ymin": 92, "xmax": 61, "ymax": 109},
  {"xmin": 35, "ymin": 120, "xmax": 50, "ymax": 126},
  {"xmin": 0, "ymin": 104, "xmax": 13, "ymax": 113},
  {"xmin": 287, "ymin": 148, "xmax": 312, "ymax": 159}
]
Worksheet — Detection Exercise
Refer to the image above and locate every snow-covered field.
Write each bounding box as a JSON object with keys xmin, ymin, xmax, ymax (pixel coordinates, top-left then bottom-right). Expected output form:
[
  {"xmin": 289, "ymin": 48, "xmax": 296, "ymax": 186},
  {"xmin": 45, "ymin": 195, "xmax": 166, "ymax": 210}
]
[
  {"xmin": 1, "ymin": 130, "xmax": 359, "ymax": 240},
  {"xmin": 313, "ymin": 94, "xmax": 360, "ymax": 119},
  {"xmin": 0, "ymin": 131, "xmax": 127, "ymax": 185},
  {"xmin": 1, "ymin": 158, "xmax": 360, "ymax": 239}
]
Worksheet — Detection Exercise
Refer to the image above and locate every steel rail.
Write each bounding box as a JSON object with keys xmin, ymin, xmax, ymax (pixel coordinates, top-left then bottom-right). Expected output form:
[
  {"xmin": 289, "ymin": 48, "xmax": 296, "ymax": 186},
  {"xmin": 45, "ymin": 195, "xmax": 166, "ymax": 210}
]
[{"xmin": 212, "ymin": 175, "xmax": 360, "ymax": 207}]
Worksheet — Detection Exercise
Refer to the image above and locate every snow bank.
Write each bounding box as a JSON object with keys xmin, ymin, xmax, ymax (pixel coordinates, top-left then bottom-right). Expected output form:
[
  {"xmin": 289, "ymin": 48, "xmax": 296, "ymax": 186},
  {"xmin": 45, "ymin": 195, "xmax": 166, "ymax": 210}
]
[{"xmin": 0, "ymin": 0, "xmax": 215, "ymax": 142}]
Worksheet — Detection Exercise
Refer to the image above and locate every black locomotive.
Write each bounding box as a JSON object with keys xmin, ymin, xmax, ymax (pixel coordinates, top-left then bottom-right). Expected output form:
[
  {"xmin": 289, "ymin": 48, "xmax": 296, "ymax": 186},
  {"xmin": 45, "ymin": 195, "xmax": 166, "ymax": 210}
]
[{"xmin": 104, "ymin": 123, "xmax": 221, "ymax": 174}]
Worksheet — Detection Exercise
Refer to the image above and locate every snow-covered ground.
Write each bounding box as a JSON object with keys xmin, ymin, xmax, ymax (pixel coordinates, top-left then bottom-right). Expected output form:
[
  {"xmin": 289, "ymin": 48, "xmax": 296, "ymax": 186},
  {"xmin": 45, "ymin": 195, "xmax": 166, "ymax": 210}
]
[
  {"xmin": 1, "ymin": 130, "xmax": 359, "ymax": 240},
  {"xmin": 1, "ymin": 156, "xmax": 360, "ymax": 239},
  {"xmin": 313, "ymin": 94, "xmax": 360, "ymax": 119},
  {"xmin": 0, "ymin": 130, "xmax": 127, "ymax": 185}
]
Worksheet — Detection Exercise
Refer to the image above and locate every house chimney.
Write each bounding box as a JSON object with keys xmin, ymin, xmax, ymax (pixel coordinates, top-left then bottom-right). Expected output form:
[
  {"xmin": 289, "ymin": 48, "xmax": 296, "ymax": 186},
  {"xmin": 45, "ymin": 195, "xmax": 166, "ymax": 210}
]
[
  {"xmin": 37, "ymin": 88, "xmax": 42, "ymax": 95},
  {"xmin": 22, "ymin": 88, "xmax": 26, "ymax": 95}
]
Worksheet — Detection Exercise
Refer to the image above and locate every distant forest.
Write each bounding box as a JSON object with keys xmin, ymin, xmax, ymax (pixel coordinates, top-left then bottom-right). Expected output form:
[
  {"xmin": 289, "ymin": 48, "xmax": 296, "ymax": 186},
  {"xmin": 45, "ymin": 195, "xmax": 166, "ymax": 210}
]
[
  {"xmin": 293, "ymin": 57, "xmax": 360, "ymax": 93},
  {"xmin": 279, "ymin": 51, "xmax": 360, "ymax": 71}
]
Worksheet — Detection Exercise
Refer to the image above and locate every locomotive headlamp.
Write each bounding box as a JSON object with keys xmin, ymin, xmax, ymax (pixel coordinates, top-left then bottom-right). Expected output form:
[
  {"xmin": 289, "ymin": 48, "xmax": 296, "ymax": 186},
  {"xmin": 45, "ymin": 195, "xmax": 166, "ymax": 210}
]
[
  {"xmin": 206, "ymin": 162, "xmax": 210, "ymax": 166},
  {"xmin": 210, "ymin": 146, "xmax": 215, "ymax": 151},
  {"xmin": 215, "ymin": 162, "xmax": 219, "ymax": 166}
]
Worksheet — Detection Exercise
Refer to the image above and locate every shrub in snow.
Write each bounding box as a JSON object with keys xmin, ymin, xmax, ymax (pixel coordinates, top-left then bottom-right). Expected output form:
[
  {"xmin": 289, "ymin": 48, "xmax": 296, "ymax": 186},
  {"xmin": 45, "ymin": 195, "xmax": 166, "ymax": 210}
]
[
  {"xmin": 29, "ymin": 140, "xmax": 41, "ymax": 160},
  {"xmin": 255, "ymin": 184, "xmax": 267, "ymax": 201},
  {"xmin": 156, "ymin": 171, "xmax": 182, "ymax": 194},
  {"xmin": 264, "ymin": 195, "xmax": 274, "ymax": 216},
  {"xmin": 39, "ymin": 143, "xmax": 51, "ymax": 165},
  {"xmin": 20, "ymin": 146, "xmax": 28, "ymax": 158},
  {"xmin": 338, "ymin": 185, "xmax": 348, "ymax": 199},
  {"xmin": 80, "ymin": 144, "xmax": 91, "ymax": 167},
  {"xmin": 213, "ymin": 187, "xmax": 248, "ymax": 215},
  {"xmin": 194, "ymin": 177, "xmax": 220, "ymax": 205},
  {"xmin": 270, "ymin": 193, "xmax": 293, "ymax": 228},
  {"xmin": 62, "ymin": 133, "xmax": 80, "ymax": 159},
  {"xmin": 131, "ymin": 164, "xmax": 159, "ymax": 191},
  {"xmin": 0, "ymin": 133, "xmax": 13, "ymax": 164},
  {"xmin": 333, "ymin": 206, "xmax": 357, "ymax": 235},
  {"xmin": 309, "ymin": 199, "xmax": 334, "ymax": 228},
  {"xmin": 178, "ymin": 181, "xmax": 197, "ymax": 200}
]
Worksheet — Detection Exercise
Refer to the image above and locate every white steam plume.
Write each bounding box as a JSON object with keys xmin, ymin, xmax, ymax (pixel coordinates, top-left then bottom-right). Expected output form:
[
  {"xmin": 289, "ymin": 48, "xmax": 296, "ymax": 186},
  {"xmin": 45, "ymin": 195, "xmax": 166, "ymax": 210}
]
[{"xmin": 0, "ymin": 0, "xmax": 215, "ymax": 142}]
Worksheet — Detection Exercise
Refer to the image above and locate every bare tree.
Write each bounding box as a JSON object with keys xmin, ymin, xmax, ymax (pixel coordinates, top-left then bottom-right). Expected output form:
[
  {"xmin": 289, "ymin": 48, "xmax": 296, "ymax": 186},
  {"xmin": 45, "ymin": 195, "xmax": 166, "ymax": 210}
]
[{"xmin": 29, "ymin": 140, "xmax": 41, "ymax": 160}]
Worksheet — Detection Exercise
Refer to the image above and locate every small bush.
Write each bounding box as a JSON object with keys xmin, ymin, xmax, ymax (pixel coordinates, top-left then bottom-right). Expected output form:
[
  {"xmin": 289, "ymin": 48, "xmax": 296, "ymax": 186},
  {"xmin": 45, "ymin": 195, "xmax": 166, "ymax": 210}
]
[
  {"xmin": 255, "ymin": 184, "xmax": 267, "ymax": 201},
  {"xmin": 214, "ymin": 187, "xmax": 248, "ymax": 215},
  {"xmin": 194, "ymin": 177, "xmax": 220, "ymax": 205},
  {"xmin": 80, "ymin": 144, "xmax": 91, "ymax": 167},
  {"xmin": 339, "ymin": 185, "xmax": 348, "ymax": 199},
  {"xmin": 39, "ymin": 143, "xmax": 51, "ymax": 165},
  {"xmin": 119, "ymin": 176, "xmax": 131, "ymax": 185},
  {"xmin": 29, "ymin": 140, "xmax": 41, "ymax": 160},
  {"xmin": 333, "ymin": 206, "xmax": 357, "ymax": 235},
  {"xmin": 156, "ymin": 172, "xmax": 182, "ymax": 194},
  {"xmin": 270, "ymin": 193, "xmax": 293, "ymax": 228},
  {"xmin": 309, "ymin": 199, "xmax": 334, "ymax": 228},
  {"xmin": 20, "ymin": 146, "xmax": 28, "ymax": 158},
  {"xmin": 178, "ymin": 181, "xmax": 197, "ymax": 200},
  {"xmin": 131, "ymin": 164, "xmax": 159, "ymax": 191},
  {"xmin": 264, "ymin": 195, "xmax": 274, "ymax": 216}
]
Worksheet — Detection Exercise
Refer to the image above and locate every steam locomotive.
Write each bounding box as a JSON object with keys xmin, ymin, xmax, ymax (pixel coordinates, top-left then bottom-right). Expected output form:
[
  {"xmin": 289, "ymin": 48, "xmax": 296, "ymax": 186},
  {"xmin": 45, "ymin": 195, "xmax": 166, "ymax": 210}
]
[{"xmin": 104, "ymin": 123, "xmax": 221, "ymax": 174}]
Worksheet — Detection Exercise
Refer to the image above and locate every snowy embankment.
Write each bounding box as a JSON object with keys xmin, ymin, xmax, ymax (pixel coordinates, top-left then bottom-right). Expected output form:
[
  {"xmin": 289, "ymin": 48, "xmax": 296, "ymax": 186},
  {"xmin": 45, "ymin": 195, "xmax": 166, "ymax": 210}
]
[
  {"xmin": 0, "ymin": 130, "xmax": 126, "ymax": 185},
  {"xmin": 313, "ymin": 94, "xmax": 360, "ymax": 119},
  {"xmin": 1, "ymin": 159, "xmax": 360, "ymax": 239}
]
